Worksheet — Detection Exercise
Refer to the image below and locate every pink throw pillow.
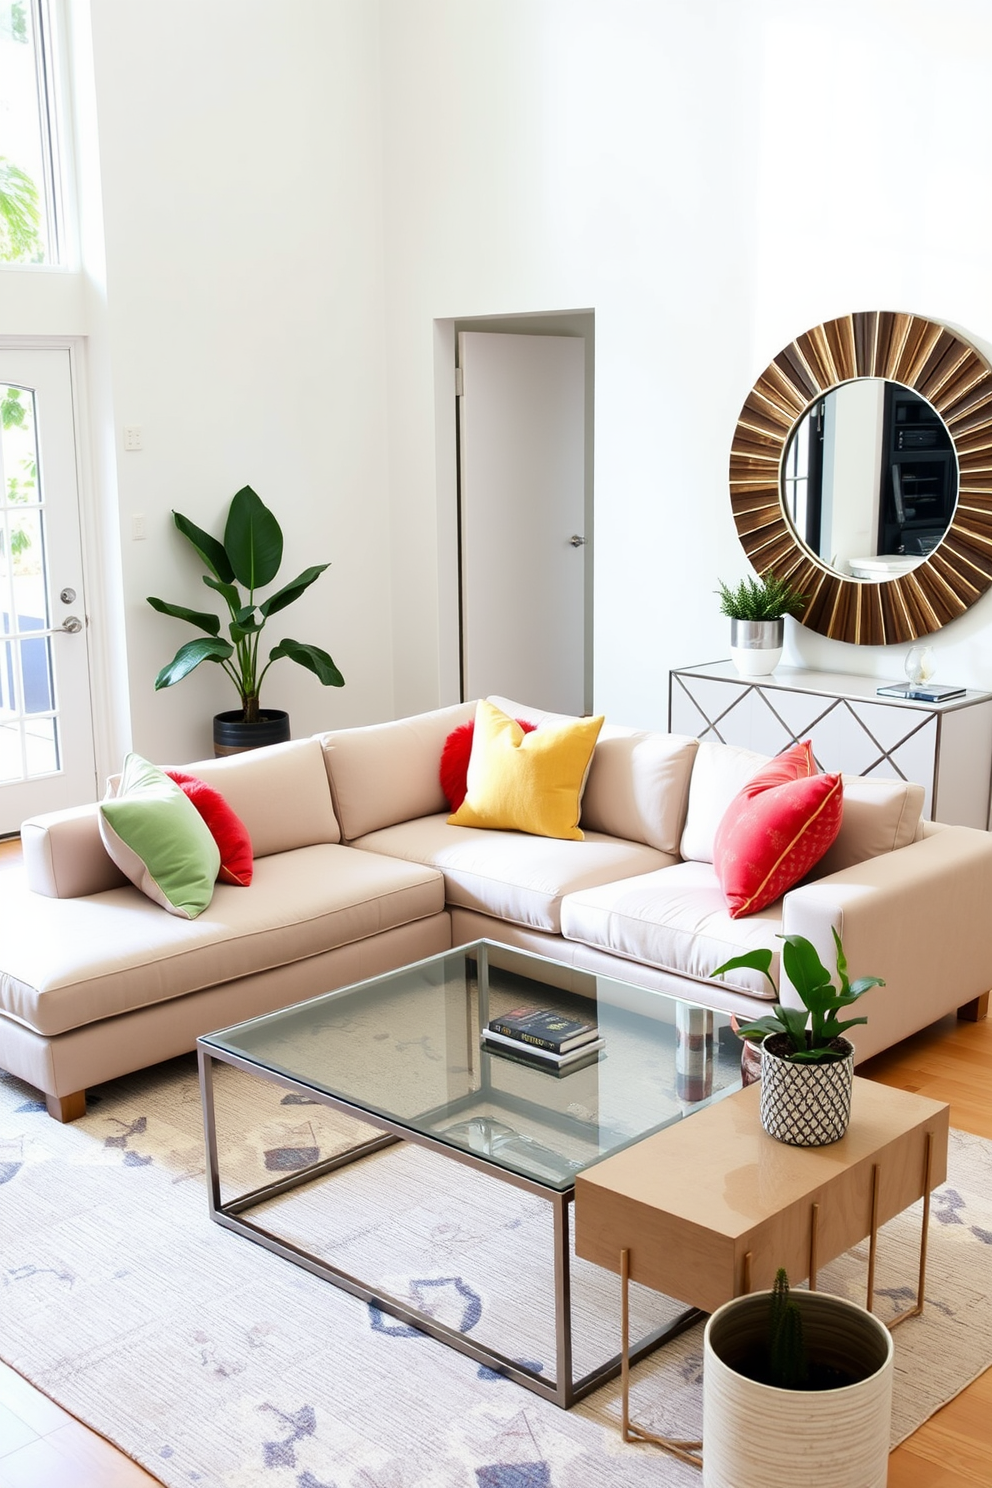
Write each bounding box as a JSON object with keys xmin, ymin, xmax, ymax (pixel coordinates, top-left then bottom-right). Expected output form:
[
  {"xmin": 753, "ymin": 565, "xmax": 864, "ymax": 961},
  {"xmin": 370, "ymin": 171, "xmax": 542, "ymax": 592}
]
[{"xmin": 713, "ymin": 741, "xmax": 843, "ymax": 918}]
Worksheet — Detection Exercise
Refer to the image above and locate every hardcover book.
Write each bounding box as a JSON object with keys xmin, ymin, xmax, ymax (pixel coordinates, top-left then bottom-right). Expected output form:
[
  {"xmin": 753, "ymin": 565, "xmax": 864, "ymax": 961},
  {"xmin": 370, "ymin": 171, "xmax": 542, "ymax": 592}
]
[
  {"xmin": 486, "ymin": 1005, "xmax": 599, "ymax": 1053},
  {"xmin": 481, "ymin": 1034, "xmax": 605, "ymax": 1077}
]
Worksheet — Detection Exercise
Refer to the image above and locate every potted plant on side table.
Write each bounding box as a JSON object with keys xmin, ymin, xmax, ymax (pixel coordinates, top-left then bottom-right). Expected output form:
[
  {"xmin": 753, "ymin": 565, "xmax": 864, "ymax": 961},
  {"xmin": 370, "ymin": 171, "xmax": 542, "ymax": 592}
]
[
  {"xmin": 147, "ymin": 485, "xmax": 345, "ymax": 755},
  {"xmin": 702, "ymin": 1266, "xmax": 894, "ymax": 1488},
  {"xmin": 716, "ymin": 572, "xmax": 805, "ymax": 676},
  {"xmin": 712, "ymin": 930, "xmax": 885, "ymax": 1146}
]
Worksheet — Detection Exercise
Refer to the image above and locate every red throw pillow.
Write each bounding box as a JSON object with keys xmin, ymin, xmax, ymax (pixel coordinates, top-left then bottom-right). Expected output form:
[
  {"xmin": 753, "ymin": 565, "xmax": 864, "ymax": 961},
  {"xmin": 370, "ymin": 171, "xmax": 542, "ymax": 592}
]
[
  {"xmin": 166, "ymin": 771, "xmax": 254, "ymax": 886},
  {"xmin": 713, "ymin": 741, "xmax": 843, "ymax": 918},
  {"xmin": 439, "ymin": 716, "xmax": 536, "ymax": 811}
]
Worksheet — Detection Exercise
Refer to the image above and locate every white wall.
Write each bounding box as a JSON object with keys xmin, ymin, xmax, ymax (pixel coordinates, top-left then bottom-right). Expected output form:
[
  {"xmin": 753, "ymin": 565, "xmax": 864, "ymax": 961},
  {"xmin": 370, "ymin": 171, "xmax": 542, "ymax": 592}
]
[
  {"xmin": 378, "ymin": 0, "xmax": 992, "ymax": 729},
  {"xmin": 11, "ymin": 0, "xmax": 992, "ymax": 773},
  {"xmin": 80, "ymin": 0, "xmax": 394, "ymax": 765}
]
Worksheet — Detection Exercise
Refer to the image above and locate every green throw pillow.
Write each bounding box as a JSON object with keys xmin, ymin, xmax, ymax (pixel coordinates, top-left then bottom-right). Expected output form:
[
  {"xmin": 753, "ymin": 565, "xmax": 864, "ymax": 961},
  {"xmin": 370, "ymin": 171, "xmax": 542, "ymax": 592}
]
[{"xmin": 99, "ymin": 752, "xmax": 221, "ymax": 919}]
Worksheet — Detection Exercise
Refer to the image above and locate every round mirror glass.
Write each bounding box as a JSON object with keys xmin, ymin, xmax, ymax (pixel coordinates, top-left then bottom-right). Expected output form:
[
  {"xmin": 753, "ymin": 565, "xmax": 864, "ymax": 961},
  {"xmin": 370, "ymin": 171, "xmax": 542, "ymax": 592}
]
[{"xmin": 780, "ymin": 379, "xmax": 958, "ymax": 582}]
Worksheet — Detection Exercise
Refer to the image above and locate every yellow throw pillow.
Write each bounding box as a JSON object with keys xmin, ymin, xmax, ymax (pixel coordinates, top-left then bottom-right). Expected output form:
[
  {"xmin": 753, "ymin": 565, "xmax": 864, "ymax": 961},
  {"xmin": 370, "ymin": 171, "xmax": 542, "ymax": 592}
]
[{"xmin": 448, "ymin": 700, "xmax": 604, "ymax": 840}]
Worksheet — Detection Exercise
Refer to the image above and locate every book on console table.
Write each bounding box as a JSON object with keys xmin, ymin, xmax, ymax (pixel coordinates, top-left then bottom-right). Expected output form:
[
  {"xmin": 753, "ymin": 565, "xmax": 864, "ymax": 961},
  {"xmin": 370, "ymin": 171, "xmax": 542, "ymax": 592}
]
[
  {"xmin": 486, "ymin": 1005, "xmax": 599, "ymax": 1054},
  {"xmin": 877, "ymin": 681, "xmax": 966, "ymax": 702}
]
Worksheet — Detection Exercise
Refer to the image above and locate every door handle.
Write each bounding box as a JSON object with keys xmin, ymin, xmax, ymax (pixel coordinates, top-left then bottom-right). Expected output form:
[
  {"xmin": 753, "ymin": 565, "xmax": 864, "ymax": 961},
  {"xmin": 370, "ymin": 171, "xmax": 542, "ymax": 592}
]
[
  {"xmin": 569, "ymin": 534, "xmax": 587, "ymax": 547},
  {"xmin": 5, "ymin": 616, "xmax": 84, "ymax": 640}
]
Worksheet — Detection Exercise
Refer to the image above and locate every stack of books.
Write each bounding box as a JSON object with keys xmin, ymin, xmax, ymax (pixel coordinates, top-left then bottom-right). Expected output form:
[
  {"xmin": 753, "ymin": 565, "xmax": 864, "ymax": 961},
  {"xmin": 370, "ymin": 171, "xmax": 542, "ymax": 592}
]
[{"xmin": 482, "ymin": 1005, "xmax": 604, "ymax": 1076}]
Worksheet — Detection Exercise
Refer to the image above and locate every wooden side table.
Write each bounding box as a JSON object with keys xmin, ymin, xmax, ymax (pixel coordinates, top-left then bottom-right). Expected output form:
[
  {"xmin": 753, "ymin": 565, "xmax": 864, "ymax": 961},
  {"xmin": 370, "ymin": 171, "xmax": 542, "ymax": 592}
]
[{"xmin": 574, "ymin": 1078, "xmax": 949, "ymax": 1464}]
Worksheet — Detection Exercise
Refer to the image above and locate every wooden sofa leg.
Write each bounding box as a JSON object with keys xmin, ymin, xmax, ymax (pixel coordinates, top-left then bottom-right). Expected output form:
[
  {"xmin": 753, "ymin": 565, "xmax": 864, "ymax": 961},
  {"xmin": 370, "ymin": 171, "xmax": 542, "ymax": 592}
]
[
  {"xmin": 45, "ymin": 1090, "xmax": 87, "ymax": 1122},
  {"xmin": 957, "ymin": 991, "xmax": 990, "ymax": 1023}
]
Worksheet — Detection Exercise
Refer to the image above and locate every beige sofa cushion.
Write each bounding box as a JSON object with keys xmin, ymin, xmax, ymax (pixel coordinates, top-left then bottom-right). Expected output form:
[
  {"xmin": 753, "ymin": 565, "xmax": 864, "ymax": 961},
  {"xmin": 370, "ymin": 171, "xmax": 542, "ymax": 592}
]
[
  {"xmin": 811, "ymin": 775, "xmax": 926, "ymax": 877},
  {"xmin": 679, "ymin": 740, "xmax": 770, "ymax": 863},
  {"xmin": 560, "ymin": 860, "xmax": 783, "ymax": 998},
  {"xmin": 0, "ymin": 845, "xmax": 444, "ymax": 1037},
  {"xmin": 168, "ymin": 737, "xmax": 340, "ymax": 855},
  {"xmin": 22, "ymin": 803, "xmax": 129, "ymax": 898},
  {"xmin": 485, "ymin": 696, "xmax": 698, "ymax": 853},
  {"xmin": 352, "ymin": 815, "xmax": 674, "ymax": 933},
  {"xmin": 319, "ymin": 701, "xmax": 476, "ymax": 840}
]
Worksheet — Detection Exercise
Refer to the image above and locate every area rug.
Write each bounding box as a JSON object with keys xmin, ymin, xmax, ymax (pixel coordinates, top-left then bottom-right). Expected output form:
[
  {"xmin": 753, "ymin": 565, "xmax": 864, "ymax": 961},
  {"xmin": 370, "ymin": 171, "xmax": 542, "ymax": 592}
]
[{"xmin": 1, "ymin": 1056, "xmax": 991, "ymax": 1488}]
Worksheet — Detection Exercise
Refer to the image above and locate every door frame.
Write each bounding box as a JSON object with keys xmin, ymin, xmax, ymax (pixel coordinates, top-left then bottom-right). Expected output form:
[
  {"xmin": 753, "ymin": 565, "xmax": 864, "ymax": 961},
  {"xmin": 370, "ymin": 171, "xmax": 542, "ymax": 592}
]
[
  {"xmin": 0, "ymin": 333, "xmax": 128, "ymax": 818},
  {"xmin": 434, "ymin": 310, "xmax": 595, "ymax": 711}
]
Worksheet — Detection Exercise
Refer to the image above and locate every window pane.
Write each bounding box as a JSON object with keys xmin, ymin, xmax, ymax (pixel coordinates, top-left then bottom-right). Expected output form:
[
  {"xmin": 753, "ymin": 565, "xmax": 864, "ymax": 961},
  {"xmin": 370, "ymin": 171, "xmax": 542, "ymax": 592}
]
[{"xmin": 0, "ymin": 1, "xmax": 61, "ymax": 264}]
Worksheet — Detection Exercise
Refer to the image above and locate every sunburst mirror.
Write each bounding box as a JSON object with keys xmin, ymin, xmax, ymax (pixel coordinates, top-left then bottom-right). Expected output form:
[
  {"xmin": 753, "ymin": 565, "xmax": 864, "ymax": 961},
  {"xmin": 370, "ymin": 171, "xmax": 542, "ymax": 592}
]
[{"xmin": 729, "ymin": 310, "xmax": 992, "ymax": 644}]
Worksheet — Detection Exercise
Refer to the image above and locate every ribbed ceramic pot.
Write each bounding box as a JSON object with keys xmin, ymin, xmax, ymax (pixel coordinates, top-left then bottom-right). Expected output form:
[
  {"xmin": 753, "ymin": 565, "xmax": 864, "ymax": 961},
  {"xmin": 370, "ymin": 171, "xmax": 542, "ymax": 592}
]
[
  {"xmin": 702, "ymin": 1289, "xmax": 894, "ymax": 1488},
  {"xmin": 759, "ymin": 1035, "xmax": 855, "ymax": 1146},
  {"xmin": 213, "ymin": 709, "xmax": 291, "ymax": 757},
  {"xmin": 729, "ymin": 617, "xmax": 784, "ymax": 676}
]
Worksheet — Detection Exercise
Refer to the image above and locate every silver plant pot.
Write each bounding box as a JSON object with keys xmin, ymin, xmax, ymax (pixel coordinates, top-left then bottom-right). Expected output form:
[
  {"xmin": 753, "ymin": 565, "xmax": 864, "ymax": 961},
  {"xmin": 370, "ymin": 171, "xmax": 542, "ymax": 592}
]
[
  {"xmin": 729, "ymin": 617, "xmax": 784, "ymax": 676},
  {"xmin": 759, "ymin": 1036, "xmax": 855, "ymax": 1146}
]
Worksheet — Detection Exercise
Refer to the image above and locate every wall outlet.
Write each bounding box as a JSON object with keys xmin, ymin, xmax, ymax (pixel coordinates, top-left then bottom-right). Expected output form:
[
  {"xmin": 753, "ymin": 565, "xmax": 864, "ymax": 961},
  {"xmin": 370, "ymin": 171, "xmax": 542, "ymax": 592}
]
[{"xmin": 123, "ymin": 425, "xmax": 143, "ymax": 451}]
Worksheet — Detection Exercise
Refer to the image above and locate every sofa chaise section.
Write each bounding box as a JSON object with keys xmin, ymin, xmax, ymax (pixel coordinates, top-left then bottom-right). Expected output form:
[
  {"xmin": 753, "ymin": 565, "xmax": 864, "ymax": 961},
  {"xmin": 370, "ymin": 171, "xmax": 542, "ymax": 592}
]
[{"xmin": 3, "ymin": 739, "xmax": 449, "ymax": 1120}]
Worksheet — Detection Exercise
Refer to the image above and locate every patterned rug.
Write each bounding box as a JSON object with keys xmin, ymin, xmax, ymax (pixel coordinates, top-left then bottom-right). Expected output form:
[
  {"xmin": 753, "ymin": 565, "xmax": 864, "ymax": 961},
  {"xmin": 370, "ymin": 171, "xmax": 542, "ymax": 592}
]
[{"xmin": 1, "ymin": 1055, "xmax": 991, "ymax": 1488}]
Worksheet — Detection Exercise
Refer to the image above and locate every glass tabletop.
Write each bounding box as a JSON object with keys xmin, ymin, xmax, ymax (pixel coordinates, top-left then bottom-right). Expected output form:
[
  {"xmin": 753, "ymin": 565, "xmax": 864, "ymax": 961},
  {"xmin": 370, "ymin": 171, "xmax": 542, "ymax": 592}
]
[{"xmin": 201, "ymin": 939, "xmax": 743, "ymax": 1191}]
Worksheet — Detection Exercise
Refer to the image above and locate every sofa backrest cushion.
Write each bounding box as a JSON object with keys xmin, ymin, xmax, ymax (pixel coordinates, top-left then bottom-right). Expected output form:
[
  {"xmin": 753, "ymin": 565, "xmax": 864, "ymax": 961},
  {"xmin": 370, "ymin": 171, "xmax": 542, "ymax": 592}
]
[
  {"xmin": 680, "ymin": 740, "xmax": 770, "ymax": 863},
  {"xmin": 167, "ymin": 737, "xmax": 340, "ymax": 856},
  {"xmin": 681, "ymin": 738, "xmax": 928, "ymax": 874},
  {"xmin": 807, "ymin": 774, "xmax": 926, "ymax": 878},
  {"xmin": 319, "ymin": 701, "xmax": 476, "ymax": 841},
  {"xmin": 486, "ymin": 696, "xmax": 699, "ymax": 853}
]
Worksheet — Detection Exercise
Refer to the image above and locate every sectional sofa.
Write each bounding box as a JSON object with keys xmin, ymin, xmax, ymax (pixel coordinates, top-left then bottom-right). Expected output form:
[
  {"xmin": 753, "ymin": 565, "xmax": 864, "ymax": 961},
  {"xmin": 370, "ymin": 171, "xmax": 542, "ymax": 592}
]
[{"xmin": 3, "ymin": 695, "xmax": 990, "ymax": 1121}]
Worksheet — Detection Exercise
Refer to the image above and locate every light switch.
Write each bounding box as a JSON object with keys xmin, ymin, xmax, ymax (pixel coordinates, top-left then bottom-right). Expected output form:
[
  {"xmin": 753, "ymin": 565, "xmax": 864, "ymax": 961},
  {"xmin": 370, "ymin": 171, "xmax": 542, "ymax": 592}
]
[{"xmin": 123, "ymin": 425, "xmax": 143, "ymax": 451}]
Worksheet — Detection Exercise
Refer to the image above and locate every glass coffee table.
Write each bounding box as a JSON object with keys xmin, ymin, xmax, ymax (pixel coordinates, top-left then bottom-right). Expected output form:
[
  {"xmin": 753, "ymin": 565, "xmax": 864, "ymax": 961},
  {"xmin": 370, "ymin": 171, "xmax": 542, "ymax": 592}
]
[{"xmin": 197, "ymin": 939, "xmax": 742, "ymax": 1407}]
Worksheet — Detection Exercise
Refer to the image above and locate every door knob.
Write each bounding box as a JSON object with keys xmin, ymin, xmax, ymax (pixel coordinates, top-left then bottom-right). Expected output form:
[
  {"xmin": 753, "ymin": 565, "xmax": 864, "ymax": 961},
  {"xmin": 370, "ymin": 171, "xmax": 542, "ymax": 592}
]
[
  {"xmin": 569, "ymin": 534, "xmax": 587, "ymax": 547},
  {"xmin": 59, "ymin": 616, "xmax": 83, "ymax": 634}
]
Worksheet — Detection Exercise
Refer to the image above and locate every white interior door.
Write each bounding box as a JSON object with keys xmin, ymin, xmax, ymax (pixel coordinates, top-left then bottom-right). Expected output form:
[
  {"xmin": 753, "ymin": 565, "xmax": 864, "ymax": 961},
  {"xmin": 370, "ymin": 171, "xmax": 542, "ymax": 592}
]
[
  {"xmin": 458, "ymin": 331, "xmax": 587, "ymax": 714},
  {"xmin": 0, "ymin": 348, "xmax": 96, "ymax": 833}
]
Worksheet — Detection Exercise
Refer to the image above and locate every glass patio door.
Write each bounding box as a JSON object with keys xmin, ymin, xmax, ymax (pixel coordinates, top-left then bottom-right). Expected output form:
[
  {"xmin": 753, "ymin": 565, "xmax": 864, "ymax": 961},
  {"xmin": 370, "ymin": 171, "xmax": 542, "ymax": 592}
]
[{"xmin": 0, "ymin": 347, "xmax": 96, "ymax": 834}]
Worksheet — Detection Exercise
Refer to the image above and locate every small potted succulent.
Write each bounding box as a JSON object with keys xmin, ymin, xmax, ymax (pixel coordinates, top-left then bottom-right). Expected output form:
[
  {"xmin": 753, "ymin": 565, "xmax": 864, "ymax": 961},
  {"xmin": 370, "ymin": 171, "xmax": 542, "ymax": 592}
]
[
  {"xmin": 716, "ymin": 572, "xmax": 805, "ymax": 676},
  {"xmin": 712, "ymin": 930, "xmax": 885, "ymax": 1146},
  {"xmin": 147, "ymin": 485, "xmax": 345, "ymax": 755},
  {"xmin": 703, "ymin": 1267, "xmax": 894, "ymax": 1488}
]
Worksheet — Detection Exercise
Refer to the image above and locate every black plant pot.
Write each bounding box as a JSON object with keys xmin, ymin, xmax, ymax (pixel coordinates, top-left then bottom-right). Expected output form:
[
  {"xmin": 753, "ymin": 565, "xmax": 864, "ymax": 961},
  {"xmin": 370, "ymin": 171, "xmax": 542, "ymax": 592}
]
[{"xmin": 213, "ymin": 709, "xmax": 291, "ymax": 757}]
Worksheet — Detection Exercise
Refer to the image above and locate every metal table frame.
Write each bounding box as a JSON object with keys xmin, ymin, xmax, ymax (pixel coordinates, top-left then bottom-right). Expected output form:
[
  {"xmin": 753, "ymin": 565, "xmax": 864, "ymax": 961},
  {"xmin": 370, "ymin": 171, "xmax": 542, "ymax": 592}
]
[{"xmin": 198, "ymin": 1038, "xmax": 703, "ymax": 1408}]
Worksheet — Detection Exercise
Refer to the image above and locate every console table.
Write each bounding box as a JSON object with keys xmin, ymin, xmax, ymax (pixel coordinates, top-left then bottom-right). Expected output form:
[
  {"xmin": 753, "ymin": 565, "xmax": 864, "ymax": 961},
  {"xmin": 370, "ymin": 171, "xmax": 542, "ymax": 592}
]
[{"xmin": 670, "ymin": 660, "xmax": 992, "ymax": 829}]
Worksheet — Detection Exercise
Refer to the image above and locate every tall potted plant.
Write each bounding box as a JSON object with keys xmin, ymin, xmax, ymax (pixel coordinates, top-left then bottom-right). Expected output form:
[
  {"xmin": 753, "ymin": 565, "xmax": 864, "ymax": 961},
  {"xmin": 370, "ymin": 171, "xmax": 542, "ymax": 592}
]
[
  {"xmin": 712, "ymin": 930, "xmax": 885, "ymax": 1146},
  {"xmin": 716, "ymin": 573, "xmax": 805, "ymax": 676},
  {"xmin": 702, "ymin": 1268, "xmax": 894, "ymax": 1488},
  {"xmin": 147, "ymin": 485, "xmax": 344, "ymax": 754}
]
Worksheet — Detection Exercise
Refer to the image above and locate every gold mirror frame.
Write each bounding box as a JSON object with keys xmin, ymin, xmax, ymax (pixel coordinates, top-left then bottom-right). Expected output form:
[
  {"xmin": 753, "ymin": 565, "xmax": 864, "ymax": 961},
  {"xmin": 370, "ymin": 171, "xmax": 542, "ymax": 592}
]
[{"xmin": 729, "ymin": 310, "xmax": 992, "ymax": 644}]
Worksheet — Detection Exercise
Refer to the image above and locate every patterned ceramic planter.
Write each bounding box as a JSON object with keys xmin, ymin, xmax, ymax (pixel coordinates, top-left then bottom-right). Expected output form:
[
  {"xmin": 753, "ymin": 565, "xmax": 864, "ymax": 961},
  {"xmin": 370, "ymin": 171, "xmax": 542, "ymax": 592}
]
[
  {"xmin": 729, "ymin": 617, "xmax": 784, "ymax": 676},
  {"xmin": 759, "ymin": 1036, "xmax": 855, "ymax": 1146},
  {"xmin": 702, "ymin": 1289, "xmax": 894, "ymax": 1488}
]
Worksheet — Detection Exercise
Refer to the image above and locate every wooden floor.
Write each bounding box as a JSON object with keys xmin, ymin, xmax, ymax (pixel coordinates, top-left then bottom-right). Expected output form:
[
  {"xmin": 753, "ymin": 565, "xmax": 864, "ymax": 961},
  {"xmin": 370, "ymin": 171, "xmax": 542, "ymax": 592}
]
[{"xmin": 0, "ymin": 837, "xmax": 990, "ymax": 1485}]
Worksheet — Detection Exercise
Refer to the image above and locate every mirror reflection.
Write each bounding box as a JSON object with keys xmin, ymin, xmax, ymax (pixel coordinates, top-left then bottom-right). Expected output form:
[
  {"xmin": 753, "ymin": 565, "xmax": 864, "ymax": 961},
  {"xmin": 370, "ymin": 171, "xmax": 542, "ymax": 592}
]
[{"xmin": 781, "ymin": 379, "xmax": 957, "ymax": 582}]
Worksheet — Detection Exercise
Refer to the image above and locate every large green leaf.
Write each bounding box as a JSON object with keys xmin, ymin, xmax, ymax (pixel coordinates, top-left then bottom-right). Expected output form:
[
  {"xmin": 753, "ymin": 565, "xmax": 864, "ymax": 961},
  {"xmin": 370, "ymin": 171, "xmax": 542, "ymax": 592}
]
[
  {"xmin": 225, "ymin": 485, "xmax": 283, "ymax": 591},
  {"xmin": 173, "ymin": 511, "xmax": 234, "ymax": 584},
  {"xmin": 269, "ymin": 638, "xmax": 344, "ymax": 686},
  {"xmin": 781, "ymin": 936, "xmax": 832, "ymax": 1014},
  {"xmin": 710, "ymin": 948, "xmax": 777, "ymax": 998},
  {"xmin": 778, "ymin": 1004, "xmax": 810, "ymax": 1051},
  {"xmin": 259, "ymin": 564, "xmax": 330, "ymax": 618},
  {"xmin": 153, "ymin": 636, "xmax": 234, "ymax": 689},
  {"xmin": 146, "ymin": 596, "xmax": 221, "ymax": 636},
  {"xmin": 734, "ymin": 1015, "xmax": 783, "ymax": 1041},
  {"xmin": 203, "ymin": 575, "xmax": 244, "ymax": 611}
]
